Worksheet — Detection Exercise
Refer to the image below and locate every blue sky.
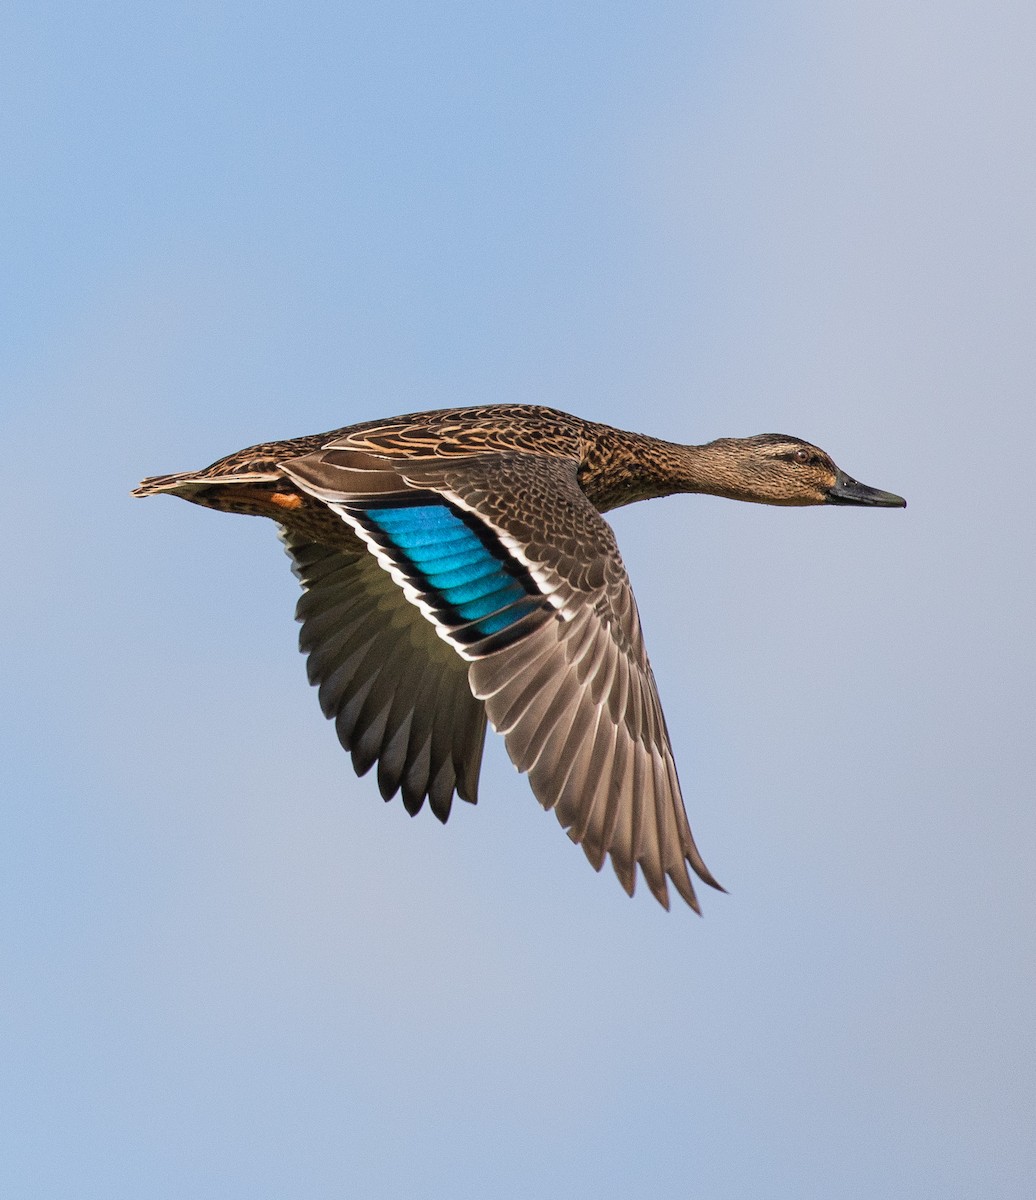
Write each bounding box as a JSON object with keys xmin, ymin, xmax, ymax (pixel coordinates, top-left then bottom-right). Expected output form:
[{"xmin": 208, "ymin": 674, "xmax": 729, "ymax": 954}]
[{"xmin": 2, "ymin": 3, "xmax": 1034, "ymax": 1197}]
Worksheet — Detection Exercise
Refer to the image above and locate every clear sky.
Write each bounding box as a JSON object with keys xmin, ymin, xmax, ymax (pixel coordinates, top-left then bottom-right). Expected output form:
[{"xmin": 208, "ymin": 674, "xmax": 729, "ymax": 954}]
[{"xmin": 2, "ymin": 3, "xmax": 1034, "ymax": 1197}]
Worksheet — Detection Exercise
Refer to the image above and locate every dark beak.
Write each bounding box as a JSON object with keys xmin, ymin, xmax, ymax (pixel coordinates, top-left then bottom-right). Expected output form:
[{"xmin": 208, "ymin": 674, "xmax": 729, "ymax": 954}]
[{"xmin": 827, "ymin": 469, "xmax": 906, "ymax": 508}]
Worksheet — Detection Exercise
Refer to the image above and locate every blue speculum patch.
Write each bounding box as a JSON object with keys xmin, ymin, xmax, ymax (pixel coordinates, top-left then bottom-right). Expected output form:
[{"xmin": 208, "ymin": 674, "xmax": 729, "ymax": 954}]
[{"xmin": 362, "ymin": 503, "xmax": 540, "ymax": 636}]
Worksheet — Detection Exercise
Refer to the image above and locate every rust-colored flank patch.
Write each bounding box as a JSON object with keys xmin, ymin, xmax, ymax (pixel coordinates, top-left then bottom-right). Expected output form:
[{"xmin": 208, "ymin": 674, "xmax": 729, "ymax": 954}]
[{"xmin": 270, "ymin": 491, "xmax": 303, "ymax": 511}]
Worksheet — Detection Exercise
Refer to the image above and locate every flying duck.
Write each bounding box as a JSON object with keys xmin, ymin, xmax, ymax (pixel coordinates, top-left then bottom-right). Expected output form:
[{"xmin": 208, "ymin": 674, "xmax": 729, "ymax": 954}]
[{"xmin": 134, "ymin": 405, "xmax": 905, "ymax": 911}]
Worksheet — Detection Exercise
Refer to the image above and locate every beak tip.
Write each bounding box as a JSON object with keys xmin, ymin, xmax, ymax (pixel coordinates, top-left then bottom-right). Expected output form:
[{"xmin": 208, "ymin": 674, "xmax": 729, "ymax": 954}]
[{"xmin": 828, "ymin": 472, "xmax": 907, "ymax": 509}]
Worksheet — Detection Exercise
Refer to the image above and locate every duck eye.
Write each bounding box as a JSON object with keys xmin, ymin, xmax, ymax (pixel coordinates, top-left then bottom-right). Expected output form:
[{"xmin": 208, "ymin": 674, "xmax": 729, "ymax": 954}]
[{"xmin": 793, "ymin": 448, "xmax": 810, "ymax": 464}]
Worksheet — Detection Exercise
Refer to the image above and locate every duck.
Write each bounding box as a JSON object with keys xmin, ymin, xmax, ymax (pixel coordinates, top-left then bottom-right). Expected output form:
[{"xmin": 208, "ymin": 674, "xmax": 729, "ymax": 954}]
[{"xmin": 134, "ymin": 404, "xmax": 905, "ymax": 911}]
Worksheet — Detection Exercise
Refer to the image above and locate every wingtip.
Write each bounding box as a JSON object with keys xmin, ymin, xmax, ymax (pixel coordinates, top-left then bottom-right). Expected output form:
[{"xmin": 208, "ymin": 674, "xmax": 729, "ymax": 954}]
[
  {"xmin": 695, "ymin": 863, "xmax": 727, "ymax": 894},
  {"xmin": 684, "ymin": 842, "xmax": 726, "ymax": 894},
  {"xmin": 607, "ymin": 843, "xmax": 710, "ymax": 912}
]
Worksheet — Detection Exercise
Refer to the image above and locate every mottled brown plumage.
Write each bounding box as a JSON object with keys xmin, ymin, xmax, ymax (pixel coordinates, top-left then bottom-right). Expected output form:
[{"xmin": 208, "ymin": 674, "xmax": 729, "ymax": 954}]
[{"xmin": 135, "ymin": 404, "xmax": 905, "ymax": 911}]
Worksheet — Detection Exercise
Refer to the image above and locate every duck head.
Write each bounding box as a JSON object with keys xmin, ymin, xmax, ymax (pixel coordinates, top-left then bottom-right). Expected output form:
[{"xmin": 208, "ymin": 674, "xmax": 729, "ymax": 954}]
[{"xmin": 692, "ymin": 434, "xmax": 907, "ymax": 508}]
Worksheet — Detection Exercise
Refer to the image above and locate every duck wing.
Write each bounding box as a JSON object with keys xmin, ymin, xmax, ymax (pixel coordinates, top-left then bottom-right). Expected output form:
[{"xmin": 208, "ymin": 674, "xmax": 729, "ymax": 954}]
[
  {"xmin": 280, "ymin": 526, "xmax": 487, "ymax": 823},
  {"xmin": 282, "ymin": 447, "xmax": 720, "ymax": 911}
]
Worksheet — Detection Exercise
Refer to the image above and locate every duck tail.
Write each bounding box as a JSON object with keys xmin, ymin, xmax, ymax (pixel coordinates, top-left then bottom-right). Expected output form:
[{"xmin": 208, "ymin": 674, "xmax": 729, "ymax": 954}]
[
  {"xmin": 132, "ymin": 466, "xmax": 284, "ymax": 498},
  {"xmin": 131, "ymin": 470, "xmax": 217, "ymax": 497}
]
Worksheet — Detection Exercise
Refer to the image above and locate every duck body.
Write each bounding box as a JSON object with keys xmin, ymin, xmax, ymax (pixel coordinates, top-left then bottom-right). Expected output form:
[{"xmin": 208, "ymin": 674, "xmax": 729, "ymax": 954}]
[
  {"xmin": 137, "ymin": 405, "xmax": 680, "ymax": 519},
  {"xmin": 135, "ymin": 405, "xmax": 905, "ymax": 911}
]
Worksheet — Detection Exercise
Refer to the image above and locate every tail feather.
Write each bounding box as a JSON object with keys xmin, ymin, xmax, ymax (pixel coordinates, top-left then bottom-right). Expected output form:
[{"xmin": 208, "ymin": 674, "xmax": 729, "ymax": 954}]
[{"xmin": 132, "ymin": 469, "xmax": 280, "ymax": 497}]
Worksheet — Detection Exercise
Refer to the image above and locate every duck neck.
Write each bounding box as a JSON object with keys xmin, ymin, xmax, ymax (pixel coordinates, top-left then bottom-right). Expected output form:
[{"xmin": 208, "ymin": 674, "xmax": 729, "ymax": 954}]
[{"xmin": 580, "ymin": 429, "xmax": 741, "ymax": 511}]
